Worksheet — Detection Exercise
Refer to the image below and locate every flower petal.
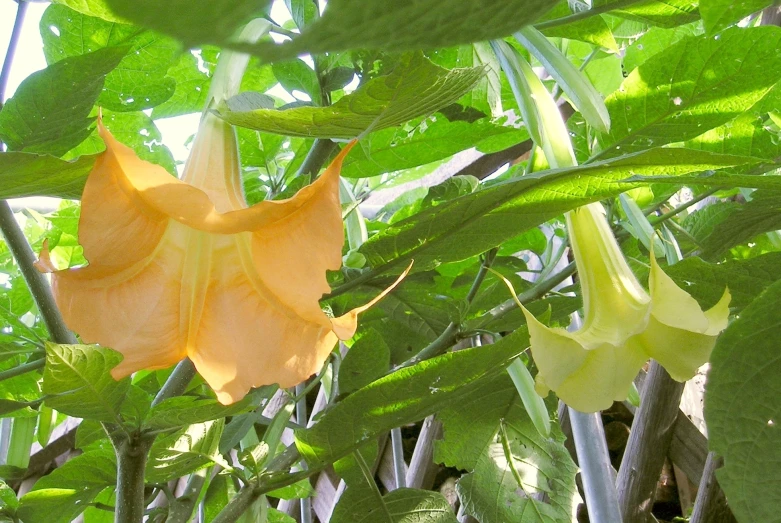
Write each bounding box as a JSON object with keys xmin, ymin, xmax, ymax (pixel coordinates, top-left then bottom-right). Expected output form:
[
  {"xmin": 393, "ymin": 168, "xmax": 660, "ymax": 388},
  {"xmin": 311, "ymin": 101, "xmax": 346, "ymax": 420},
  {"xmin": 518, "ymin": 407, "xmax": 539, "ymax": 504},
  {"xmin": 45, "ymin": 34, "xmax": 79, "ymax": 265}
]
[
  {"xmin": 648, "ymin": 255, "xmax": 710, "ymax": 333},
  {"xmin": 523, "ymin": 307, "xmax": 647, "ymax": 412},
  {"xmin": 631, "ymin": 315, "xmax": 719, "ymax": 382}
]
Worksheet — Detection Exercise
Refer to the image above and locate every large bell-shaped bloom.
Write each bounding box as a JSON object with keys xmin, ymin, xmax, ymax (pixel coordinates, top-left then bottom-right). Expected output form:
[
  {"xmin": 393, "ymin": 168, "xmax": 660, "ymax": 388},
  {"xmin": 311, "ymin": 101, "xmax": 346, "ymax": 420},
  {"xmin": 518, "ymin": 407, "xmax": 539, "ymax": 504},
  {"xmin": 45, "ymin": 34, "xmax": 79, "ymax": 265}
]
[
  {"xmin": 521, "ymin": 202, "xmax": 730, "ymax": 413},
  {"xmin": 39, "ymin": 113, "xmax": 402, "ymax": 404}
]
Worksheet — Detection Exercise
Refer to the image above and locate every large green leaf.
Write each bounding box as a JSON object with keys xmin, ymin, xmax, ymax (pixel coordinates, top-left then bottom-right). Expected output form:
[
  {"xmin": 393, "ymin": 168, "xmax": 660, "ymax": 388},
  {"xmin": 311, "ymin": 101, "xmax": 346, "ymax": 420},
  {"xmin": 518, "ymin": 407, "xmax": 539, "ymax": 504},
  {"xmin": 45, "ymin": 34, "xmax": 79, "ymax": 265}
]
[
  {"xmin": 240, "ymin": 0, "xmax": 559, "ymax": 63},
  {"xmin": 595, "ymin": 27, "xmax": 781, "ymax": 159},
  {"xmin": 436, "ymin": 376, "xmax": 578, "ymax": 523},
  {"xmin": 333, "ymin": 488, "xmax": 458, "ymax": 523},
  {"xmin": 665, "ymin": 253, "xmax": 781, "ymax": 311},
  {"xmin": 41, "ymin": 4, "xmax": 179, "ymax": 112},
  {"xmin": 0, "ymin": 47, "xmax": 127, "ymax": 156},
  {"xmin": 0, "ymin": 153, "xmax": 94, "ymax": 199},
  {"xmin": 33, "ymin": 448, "xmax": 116, "ymax": 491},
  {"xmin": 611, "ymin": 0, "xmax": 700, "ymax": 27},
  {"xmin": 358, "ymin": 149, "xmax": 764, "ymax": 275},
  {"xmin": 103, "ymin": 0, "xmax": 268, "ymax": 46},
  {"xmin": 295, "ymin": 328, "xmax": 529, "ymax": 467},
  {"xmin": 146, "ymin": 419, "xmax": 226, "ymax": 483},
  {"xmin": 700, "ymin": 0, "xmax": 774, "ymax": 34},
  {"xmin": 705, "ymin": 279, "xmax": 781, "ymax": 523},
  {"xmin": 52, "ymin": 0, "xmax": 129, "ymax": 23},
  {"xmin": 339, "ymin": 330, "xmax": 391, "ymax": 394},
  {"xmin": 697, "ymin": 191, "xmax": 781, "ymax": 260},
  {"xmin": 341, "ymin": 117, "xmax": 526, "ymax": 179},
  {"xmin": 42, "ymin": 344, "xmax": 129, "ymax": 424},
  {"xmin": 217, "ymin": 53, "xmax": 484, "ymax": 139},
  {"xmin": 17, "ymin": 488, "xmax": 106, "ymax": 523}
]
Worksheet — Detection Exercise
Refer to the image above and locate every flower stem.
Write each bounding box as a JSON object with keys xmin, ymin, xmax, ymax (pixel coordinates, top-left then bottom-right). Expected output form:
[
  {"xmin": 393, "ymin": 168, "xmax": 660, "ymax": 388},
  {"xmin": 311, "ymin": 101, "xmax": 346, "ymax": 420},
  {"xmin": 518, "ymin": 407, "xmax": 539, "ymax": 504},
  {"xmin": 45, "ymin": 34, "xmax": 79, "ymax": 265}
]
[{"xmin": 152, "ymin": 358, "xmax": 196, "ymax": 407}]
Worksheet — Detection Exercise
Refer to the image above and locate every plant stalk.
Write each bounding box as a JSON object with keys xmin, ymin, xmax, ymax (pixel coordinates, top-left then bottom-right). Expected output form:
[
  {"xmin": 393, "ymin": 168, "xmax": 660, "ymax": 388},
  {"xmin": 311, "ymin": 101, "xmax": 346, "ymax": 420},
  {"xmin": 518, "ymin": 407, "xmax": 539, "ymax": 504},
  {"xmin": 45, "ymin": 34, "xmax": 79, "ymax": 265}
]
[
  {"xmin": 569, "ymin": 409, "xmax": 622, "ymax": 522},
  {"xmin": 114, "ymin": 436, "xmax": 154, "ymax": 523},
  {"xmin": 0, "ymin": 0, "xmax": 28, "ymax": 109}
]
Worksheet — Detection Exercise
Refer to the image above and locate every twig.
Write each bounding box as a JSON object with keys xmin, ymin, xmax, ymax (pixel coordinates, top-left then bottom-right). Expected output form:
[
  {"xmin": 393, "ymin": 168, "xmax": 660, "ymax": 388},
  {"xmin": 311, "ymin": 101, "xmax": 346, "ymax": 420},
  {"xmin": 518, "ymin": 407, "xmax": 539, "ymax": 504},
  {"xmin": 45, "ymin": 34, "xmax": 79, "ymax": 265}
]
[
  {"xmin": 152, "ymin": 359, "xmax": 197, "ymax": 408},
  {"xmin": 0, "ymin": 359, "xmax": 44, "ymax": 382},
  {"xmin": 295, "ymin": 382, "xmax": 313, "ymax": 523},
  {"xmin": 297, "ymin": 139, "xmax": 338, "ymax": 180},
  {"xmin": 616, "ymin": 362, "xmax": 685, "ymax": 522}
]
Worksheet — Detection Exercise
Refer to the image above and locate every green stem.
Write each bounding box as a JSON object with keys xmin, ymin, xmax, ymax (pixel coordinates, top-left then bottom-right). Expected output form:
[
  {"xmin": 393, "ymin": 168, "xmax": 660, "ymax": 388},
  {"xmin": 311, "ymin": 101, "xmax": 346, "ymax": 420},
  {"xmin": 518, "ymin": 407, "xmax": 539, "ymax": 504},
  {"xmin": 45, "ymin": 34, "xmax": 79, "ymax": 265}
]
[
  {"xmin": 534, "ymin": 0, "xmax": 645, "ymax": 30},
  {"xmin": 0, "ymin": 358, "xmax": 44, "ymax": 382},
  {"xmin": 152, "ymin": 359, "xmax": 196, "ymax": 407},
  {"xmin": 113, "ymin": 435, "xmax": 154, "ymax": 523},
  {"xmin": 297, "ymin": 139, "xmax": 338, "ymax": 180},
  {"xmin": 211, "ymin": 481, "xmax": 262, "ymax": 523}
]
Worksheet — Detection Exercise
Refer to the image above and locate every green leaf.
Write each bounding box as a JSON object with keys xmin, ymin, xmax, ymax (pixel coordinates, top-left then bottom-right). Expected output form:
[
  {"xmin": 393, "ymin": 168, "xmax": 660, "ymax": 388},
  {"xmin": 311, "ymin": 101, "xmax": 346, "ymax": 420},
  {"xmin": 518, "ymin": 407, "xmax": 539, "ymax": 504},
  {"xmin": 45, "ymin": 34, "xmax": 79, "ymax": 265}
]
[
  {"xmin": 52, "ymin": 0, "xmax": 129, "ymax": 23},
  {"xmin": 698, "ymin": 190, "xmax": 781, "ymax": 260},
  {"xmin": 665, "ymin": 252, "xmax": 781, "ymax": 311},
  {"xmin": 341, "ymin": 117, "xmax": 526, "ymax": 178},
  {"xmin": 217, "ymin": 53, "xmax": 484, "ymax": 139},
  {"xmin": 705, "ymin": 279, "xmax": 781, "ymax": 523},
  {"xmin": 102, "ymin": 0, "xmax": 268, "ymax": 46},
  {"xmin": 295, "ymin": 328, "xmax": 529, "ymax": 467},
  {"xmin": 150, "ymin": 50, "xmax": 214, "ymax": 118},
  {"xmin": 65, "ymin": 109, "xmax": 176, "ymax": 174},
  {"xmin": 272, "ymin": 60, "xmax": 321, "ymax": 103},
  {"xmin": 0, "ymin": 47, "xmax": 127, "ymax": 156},
  {"xmin": 359, "ymin": 149, "xmax": 763, "ymax": 274},
  {"xmin": 596, "ymin": 27, "xmax": 781, "ymax": 158},
  {"xmin": 42, "ymin": 344, "xmax": 129, "ymax": 424},
  {"xmin": 143, "ymin": 396, "xmax": 253, "ymax": 432},
  {"xmin": 622, "ymin": 24, "xmax": 701, "ymax": 73},
  {"xmin": 18, "ymin": 488, "xmax": 105, "ymax": 523},
  {"xmin": 146, "ymin": 419, "xmax": 226, "ymax": 483},
  {"xmin": 0, "ymin": 152, "xmax": 94, "ymax": 199},
  {"xmin": 612, "ymin": 0, "xmax": 700, "ymax": 27},
  {"xmin": 436, "ymin": 375, "xmax": 578, "ymax": 523},
  {"xmin": 339, "ymin": 330, "xmax": 391, "ymax": 394},
  {"xmin": 334, "ymin": 488, "xmax": 458, "ymax": 523},
  {"xmin": 41, "ymin": 4, "xmax": 179, "ymax": 112},
  {"xmin": 700, "ymin": 0, "xmax": 774, "ymax": 34},
  {"xmin": 33, "ymin": 448, "xmax": 116, "ymax": 491},
  {"xmin": 240, "ymin": 0, "xmax": 559, "ymax": 63},
  {"xmin": 266, "ymin": 479, "xmax": 315, "ymax": 501}
]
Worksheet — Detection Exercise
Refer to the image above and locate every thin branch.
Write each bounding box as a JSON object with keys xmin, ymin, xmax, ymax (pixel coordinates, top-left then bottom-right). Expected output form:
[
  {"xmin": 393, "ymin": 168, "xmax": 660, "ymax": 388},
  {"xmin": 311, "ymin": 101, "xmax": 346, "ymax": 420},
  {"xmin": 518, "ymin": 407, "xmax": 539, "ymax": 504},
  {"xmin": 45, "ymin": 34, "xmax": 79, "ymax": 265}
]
[
  {"xmin": 297, "ymin": 139, "xmax": 338, "ymax": 180},
  {"xmin": 0, "ymin": 359, "xmax": 44, "ymax": 382},
  {"xmin": 152, "ymin": 359, "xmax": 197, "ymax": 408},
  {"xmin": 0, "ymin": 0, "xmax": 28, "ymax": 109}
]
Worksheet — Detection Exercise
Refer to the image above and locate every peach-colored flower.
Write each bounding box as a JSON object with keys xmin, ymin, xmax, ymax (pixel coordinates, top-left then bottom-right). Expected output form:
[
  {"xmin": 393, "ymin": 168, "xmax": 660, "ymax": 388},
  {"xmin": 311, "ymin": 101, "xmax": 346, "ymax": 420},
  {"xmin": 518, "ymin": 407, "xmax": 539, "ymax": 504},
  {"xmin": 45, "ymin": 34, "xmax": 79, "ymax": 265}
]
[{"xmin": 39, "ymin": 113, "xmax": 404, "ymax": 404}]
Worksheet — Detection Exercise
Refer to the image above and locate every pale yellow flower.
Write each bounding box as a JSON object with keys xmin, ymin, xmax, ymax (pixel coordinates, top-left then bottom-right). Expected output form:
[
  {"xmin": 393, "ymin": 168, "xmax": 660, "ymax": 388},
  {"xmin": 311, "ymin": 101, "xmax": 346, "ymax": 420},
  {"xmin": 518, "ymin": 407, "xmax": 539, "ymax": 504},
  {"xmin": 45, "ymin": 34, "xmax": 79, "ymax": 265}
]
[{"xmin": 521, "ymin": 202, "xmax": 730, "ymax": 413}]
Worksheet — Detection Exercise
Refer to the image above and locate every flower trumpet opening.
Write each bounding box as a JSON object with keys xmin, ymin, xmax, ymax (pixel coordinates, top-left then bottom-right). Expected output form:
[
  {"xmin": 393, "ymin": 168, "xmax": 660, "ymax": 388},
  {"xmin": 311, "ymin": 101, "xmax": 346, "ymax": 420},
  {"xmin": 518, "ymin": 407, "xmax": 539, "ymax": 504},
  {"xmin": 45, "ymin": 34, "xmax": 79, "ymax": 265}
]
[
  {"xmin": 37, "ymin": 116, "xmax": 392, "ymax": 404},
  {"xmin": 521, "ymin": 202, "xmax": 730, "ymax": 413}
]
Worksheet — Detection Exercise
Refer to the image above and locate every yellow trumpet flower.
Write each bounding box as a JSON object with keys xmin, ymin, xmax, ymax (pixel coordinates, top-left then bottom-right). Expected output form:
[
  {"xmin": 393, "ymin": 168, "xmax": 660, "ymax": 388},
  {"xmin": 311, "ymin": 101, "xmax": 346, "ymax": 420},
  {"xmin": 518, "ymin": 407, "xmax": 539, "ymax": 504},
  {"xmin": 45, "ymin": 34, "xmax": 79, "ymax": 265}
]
[
  {"xmin": 37, "ymin": 112, "xmax": 406, "ymax": 405},
  {"xmin": 521, "ymin": 202, "xmax": 730, "ymax": 413}
]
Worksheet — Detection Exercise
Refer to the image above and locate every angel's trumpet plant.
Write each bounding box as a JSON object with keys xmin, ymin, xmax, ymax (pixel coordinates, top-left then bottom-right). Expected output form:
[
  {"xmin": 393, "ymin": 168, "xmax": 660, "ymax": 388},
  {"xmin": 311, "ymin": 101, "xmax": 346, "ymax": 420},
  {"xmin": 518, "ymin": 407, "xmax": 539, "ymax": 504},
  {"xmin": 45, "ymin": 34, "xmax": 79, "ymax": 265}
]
[
  {"xmin": 37, "ymin": 23, "xmax": 406, "ymax": 405},
  {"xmin": 520, "ymin": 202, "xmax": 730, "ymax": 412}
]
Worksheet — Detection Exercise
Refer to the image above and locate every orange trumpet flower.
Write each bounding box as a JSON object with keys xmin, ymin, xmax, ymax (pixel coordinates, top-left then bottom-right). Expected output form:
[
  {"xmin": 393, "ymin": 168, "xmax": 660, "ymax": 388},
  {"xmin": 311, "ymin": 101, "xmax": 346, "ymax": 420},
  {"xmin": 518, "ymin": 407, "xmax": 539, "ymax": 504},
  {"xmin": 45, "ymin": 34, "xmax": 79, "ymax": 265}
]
[{"xmin": 39, "ymin": 112, "xmax": 405, "ymax": 404}]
